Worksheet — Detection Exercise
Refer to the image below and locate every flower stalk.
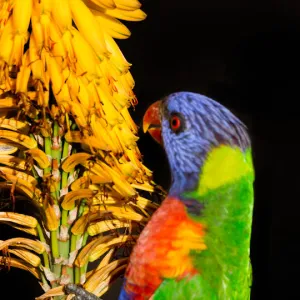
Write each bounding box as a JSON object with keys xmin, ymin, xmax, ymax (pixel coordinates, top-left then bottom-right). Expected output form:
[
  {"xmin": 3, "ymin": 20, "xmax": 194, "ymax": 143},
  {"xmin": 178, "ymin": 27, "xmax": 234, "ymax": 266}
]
[{"xmin": 0, "ymin": 0, "xmax": 162, "ymax": 299}]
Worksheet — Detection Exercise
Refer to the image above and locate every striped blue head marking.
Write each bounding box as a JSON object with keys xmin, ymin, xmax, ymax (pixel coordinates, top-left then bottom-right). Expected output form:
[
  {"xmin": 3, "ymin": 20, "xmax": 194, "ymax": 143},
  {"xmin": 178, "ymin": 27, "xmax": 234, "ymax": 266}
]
[{"xmin": 160, "ymin": 92, "xmax": 250, "ymax": 197}]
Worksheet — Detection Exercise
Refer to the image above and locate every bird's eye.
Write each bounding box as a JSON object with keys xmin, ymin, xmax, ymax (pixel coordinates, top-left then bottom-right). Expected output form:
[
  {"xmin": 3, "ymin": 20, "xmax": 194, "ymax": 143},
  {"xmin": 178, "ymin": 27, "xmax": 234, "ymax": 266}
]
[{"xmin": 169, "ymin": 114, "xmax": 183, "ymax": 133}]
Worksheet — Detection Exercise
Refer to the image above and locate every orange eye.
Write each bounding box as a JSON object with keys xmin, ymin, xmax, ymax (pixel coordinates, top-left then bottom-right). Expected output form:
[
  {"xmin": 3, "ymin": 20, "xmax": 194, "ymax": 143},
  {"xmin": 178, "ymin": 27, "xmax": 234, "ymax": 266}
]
[{"xmin": 170, "ymin": 115, "xmax": 181, "ymax": 131}]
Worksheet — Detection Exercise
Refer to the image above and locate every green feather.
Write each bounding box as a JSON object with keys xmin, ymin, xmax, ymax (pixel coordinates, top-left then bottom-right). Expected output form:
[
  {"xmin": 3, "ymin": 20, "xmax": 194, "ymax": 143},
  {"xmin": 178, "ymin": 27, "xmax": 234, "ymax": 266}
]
[
  {"xmin": 153, "ymin": 147, "xmax": 254, "ymax": 299},
  {"xmin": 194, "ymin": 175, "xmax": 254, "ymax": 299},
  {"xmin": 153, "ymin": 275, "xmax": 218, "ymax": 300}
]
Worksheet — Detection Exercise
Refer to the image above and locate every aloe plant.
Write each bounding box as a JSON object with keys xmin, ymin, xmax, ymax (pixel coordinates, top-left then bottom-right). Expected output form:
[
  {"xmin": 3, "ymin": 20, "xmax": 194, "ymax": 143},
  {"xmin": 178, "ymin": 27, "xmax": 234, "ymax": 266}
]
[{"xmin": 0, "ymin": 0, "xmax": 161, "ymax": 298}]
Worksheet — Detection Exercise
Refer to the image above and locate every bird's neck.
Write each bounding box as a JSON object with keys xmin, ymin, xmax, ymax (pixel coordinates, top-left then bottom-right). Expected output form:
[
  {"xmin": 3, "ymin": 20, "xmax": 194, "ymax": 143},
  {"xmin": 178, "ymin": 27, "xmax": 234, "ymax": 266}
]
[{"xmin": 169, "ymin": 172, "xmax": 200, "ymax": 197}]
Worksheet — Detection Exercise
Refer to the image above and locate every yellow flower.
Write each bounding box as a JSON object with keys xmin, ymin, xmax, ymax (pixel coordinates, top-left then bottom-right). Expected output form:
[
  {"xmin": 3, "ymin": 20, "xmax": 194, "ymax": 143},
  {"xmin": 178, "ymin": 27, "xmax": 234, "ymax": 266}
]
[{"xmin": 0, "ymin": 0, "xmax": 161, "ymax": 298}]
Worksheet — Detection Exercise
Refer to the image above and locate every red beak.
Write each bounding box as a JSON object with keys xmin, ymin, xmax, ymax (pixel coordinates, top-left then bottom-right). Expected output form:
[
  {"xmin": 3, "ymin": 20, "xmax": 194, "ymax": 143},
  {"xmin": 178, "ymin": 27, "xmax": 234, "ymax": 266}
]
[{"xmin": 142, "ymin": 100, "xmax": 162, "ymax": 144}]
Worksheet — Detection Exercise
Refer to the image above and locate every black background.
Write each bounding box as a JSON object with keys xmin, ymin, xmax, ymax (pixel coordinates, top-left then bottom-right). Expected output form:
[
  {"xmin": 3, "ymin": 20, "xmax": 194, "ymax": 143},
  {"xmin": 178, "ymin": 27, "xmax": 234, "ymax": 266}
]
[{"xmin": 1, "ymin": 0, "xmax": 299, "ymax": 298}]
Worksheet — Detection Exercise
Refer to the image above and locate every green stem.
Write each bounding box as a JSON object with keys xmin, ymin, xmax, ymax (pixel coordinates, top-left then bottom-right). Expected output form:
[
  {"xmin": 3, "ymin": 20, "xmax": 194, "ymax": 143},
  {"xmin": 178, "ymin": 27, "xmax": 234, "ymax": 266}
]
[
  {"xmin": 53, "ymin": 263, "xmax": 62, "ymax": 281},
  {"xmin": 51, "ymin": 121, "xmax": 62, "ymax": 200},
  {"xmin": 61, "ymin": 138, "xmax": 70, "ymax": 227},
  {"xmin": 52, "ymin": 122, "xmax": 62, "ymax": 162},
  {"xmin": 39, "ymin": 270, "xmax": 49, "ymax": 288},
  {"xmin": 78, "ymin": 199, "xmax": 86, "ymax": 217},
  {"xmin": 50, "ymin": 192, "xmax": 58, "ymax": 204},
  {"xmin": 73, "ymin": 200, "xmax": 88, "ymax": 284},
  {"xmin": 61, "ymin": 210, "xmax": 69, "ymax": 226},
  {"xmin": 69, "ymin": 199, "xmax": 86, "ymax": 255},
  {"xmin": 59, "ymin": 236, "xmax": 71, "ymax": 282},
  {"xmin": 66, "ymin": 267, "xmax": 74, "ymax": 284},
  {"xmin": 44, "ymin": 137, "xmax": 52, "ymax": 175},
  {"xmin": 61, "ymin": 137, "xmax": 76, "ymax": 283},
  {"xmin": 31, "ymin": 165, "xmax": 40, "ymax": 180},
  {"xmin": 51, "ymin": 229, "xmax": 62, "ymax": 284},
  {"xmin": 45, "ymin": 137, "xmax": 51, "ymax": 154},
  {"xmin": 59, "ymin": 236, "xmax": 70, "ymax": 259},
  {"xmin": 61, "ymin": 172, "xmax": 68, "ymax": 191},
  {"xmin": 80, "ymin": 264, "xmax": 88, "ymax": 282},
  {"xmin": 82, "ymin": 231, "xmax": 89, "ymax": 247},
  {"xmin": 70, "ymin": 200, "xmax": 87, "ymax": 254},
  {"xmin": 70, "ymin": 234, "xmax": 77, "ymax": 253},
  {"xmin": 53, "ymin": 121, "xmax": 59, "ymax": 140},
  {"xmin": 75, "ymin": 267, "xmax": 80, "ymax": 284},
  {"xmin": 71, "ymin": 122, "xmax": 77, "ymax": 131},
  {"xmin": 79, "ymin": 231, "xmax": 89, "ymax": 284},
  {"xmin": 51, "ymin": 230, "xmax": 59, "ymax": 259},
  {"xmin": 37, "ymin": 224, "xmax": 49, "ymax": 269}
]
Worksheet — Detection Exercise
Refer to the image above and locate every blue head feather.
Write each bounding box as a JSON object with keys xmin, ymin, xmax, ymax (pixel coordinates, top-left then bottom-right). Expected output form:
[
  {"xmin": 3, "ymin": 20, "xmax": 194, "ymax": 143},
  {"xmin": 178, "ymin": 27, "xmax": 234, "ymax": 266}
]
[{"xmin": 160, "ymin": 92, "xmax": 250, "ymax": 197}]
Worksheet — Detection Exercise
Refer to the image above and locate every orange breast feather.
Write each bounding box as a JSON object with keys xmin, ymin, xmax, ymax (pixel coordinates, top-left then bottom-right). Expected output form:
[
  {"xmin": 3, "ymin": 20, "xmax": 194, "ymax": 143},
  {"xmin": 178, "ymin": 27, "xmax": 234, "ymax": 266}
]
[{"xmin": 124, "ymin": 197, "xmax": 206, "ymax": 299}]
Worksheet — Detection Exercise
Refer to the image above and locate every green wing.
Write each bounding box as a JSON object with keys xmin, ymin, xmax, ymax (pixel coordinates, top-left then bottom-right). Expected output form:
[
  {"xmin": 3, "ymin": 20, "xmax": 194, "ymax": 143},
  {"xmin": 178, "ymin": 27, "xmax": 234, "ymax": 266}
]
[{"xmin": 153, "ymin": 275, "xmax": 217, "ymax": 300}]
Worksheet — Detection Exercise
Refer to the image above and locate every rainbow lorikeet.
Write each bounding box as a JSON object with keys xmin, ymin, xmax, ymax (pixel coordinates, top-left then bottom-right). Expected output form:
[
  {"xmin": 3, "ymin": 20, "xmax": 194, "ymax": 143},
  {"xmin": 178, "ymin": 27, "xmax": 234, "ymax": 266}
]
[
  {"xmin": 65, "ymin": 92, "xmax": 254, "ymax": 300},
  {"xmin": 119, "ymin": 92, "xmax": 255, "ymax": 299}
]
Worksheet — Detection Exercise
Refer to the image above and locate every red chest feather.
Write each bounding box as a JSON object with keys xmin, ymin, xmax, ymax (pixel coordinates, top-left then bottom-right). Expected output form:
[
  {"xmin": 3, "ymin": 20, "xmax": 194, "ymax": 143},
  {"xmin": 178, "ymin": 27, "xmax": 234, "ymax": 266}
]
[{"xmin": 124, "ymin": 197, "xmax": 206, "ymax": 298}]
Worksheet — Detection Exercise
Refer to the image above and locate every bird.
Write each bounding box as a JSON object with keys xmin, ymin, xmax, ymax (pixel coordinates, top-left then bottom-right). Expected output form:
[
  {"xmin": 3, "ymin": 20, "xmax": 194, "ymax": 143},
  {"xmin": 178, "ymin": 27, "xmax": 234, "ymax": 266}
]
[
  {"xmin": 65, "ymin": 91, "xmax": 254, "ymax": 300},
  {"xmin": 119, "ymin": 91, "xmax": 255, "ymax": 299}
]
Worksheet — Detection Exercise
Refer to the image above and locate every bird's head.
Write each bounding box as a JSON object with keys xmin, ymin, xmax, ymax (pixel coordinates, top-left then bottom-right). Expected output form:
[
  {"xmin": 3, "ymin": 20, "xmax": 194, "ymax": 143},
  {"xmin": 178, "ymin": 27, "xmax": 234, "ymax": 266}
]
[{"xmin": 143, "ymin": 92, "xmax": 251, "ymax": 196}]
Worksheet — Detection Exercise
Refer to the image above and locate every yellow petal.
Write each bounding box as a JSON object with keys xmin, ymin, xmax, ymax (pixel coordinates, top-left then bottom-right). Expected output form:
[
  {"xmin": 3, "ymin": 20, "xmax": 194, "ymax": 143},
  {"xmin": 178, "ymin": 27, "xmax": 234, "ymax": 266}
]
[
  {"xmin": 75, "ymin": 236, "xmax": 111, "ymax": 268},
  {"xmin": 45, "ymin": 204, "xmax": 59, "ymax": 231},
  {"xmin": 35, "ymin": 286, "xmax": 65, "ymax": 299},
  {"xmin": 93, "ymin": 10, "xmax": 131, "ymax": 39},
  {"xmin": 131, "ymin": 182, "xmax": 155, "ymax": 193},
  {"xmin": 25, "ymin": 148, "xmax": 51, "ymax": 169},
  {"xmin": 61, "ymin": 152, "xmax": 93, "ymax": 172},
  {"xmin": 84, "ymin": 258, "xmax": 128, "ymax": 293},
  {"xmin": 0, "ymin": 118, "xmax": 29, "ymax": 133},
  {"xmin": 0, "ymin": 212, "xmax": 38, "ymax": 227},
  {"xmin": 71, "ymin": 174, "xmax": 112, "ymax": 191},
  {"xmin": 85, "ymin": 0, "xmax": 116, "ymax": 10},
  {"xmin": 3, "ymin": 223, "xmax": 38, "ymax": 236},
  {"xmin": 0, "ymin": 141, "xmax": 18, "ymax": 154},
  {"xmin": 61, "ymin": 189, "xmax": 96, "ymax": 210},
  {"xmin": 104, "ymin": 8, "xmax": 146, "ymax": 22},
  {"xmin": 0, "ymin": 237, "xmax": 45, "ymax": 254},
  {"xmin": 95, "ymin": 248, "xmax": 114, "ymax": 271},
  {"xmin": 90, "ymin": 204, "xmax": 148, "ymax": 223},
  {"xmin": 0, "ymin": 97, "xmax": 18, "ymax": 109},
  {"xmin": 0, "ymin": 256, "xmax": 40, "ymax": 279},
  {"xmin": 88, "ymin": 235, "xmax": 137, "ymax": 263},
  {"xmin": 0, "ymin": 155, "xmax": 28, "ymax": 170},
  {"xmin": 88, "ymin": 219, "xmax": 131, "ymax": 236},
  {"xmin": 114, "ymin": 0, "xmax": 141, "ymax": 11},
  {"xmin": 0, "ymin": 166, "xmax": 38, "ymax": 185},
  {"xmin": 71, "ymin": 214, "xmax": 90, "ymax": 236},
  {"xmin": 8, "ymin": 248, "xmax": 41, "ymax": 267},
  {"xmin": 0, "ymin": 130, "xmax": 37, "ymax": 148},
  {"xmin": 0, "ymin": 181, "xmax": 42, "ymax": 204}
]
